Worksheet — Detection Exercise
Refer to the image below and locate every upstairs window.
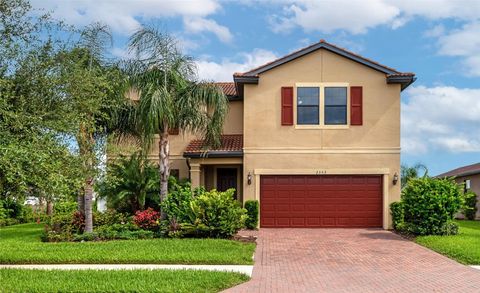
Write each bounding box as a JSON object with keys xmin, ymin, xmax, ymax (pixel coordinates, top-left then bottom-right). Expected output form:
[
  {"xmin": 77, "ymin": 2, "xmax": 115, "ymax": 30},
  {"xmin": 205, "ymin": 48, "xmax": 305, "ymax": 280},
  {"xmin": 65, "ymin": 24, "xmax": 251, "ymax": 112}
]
[
  {"xmin": 297, "ymin": 87, "xmax": 319, "ymax": 125},
  {"xmin": 324, "ymin": 87, "xmax": 347, "ymax": 125}
]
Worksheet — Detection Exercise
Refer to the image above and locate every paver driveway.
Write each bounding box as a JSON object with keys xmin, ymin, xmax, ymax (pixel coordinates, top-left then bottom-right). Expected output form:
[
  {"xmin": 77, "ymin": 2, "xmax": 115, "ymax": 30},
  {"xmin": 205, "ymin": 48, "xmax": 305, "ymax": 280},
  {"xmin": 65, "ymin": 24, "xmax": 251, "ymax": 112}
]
[{"xmin": 226, "ymin": 229, "xmax": 480, "ymax": 293}]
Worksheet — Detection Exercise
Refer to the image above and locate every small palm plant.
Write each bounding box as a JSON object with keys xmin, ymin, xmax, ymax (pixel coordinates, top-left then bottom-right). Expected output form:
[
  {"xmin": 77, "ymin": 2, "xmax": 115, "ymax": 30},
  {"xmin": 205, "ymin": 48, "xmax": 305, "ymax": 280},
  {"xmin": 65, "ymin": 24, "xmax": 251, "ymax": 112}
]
[{"xmin": 97, "ymin": 152, "xmax": 159, "ymax": 213}]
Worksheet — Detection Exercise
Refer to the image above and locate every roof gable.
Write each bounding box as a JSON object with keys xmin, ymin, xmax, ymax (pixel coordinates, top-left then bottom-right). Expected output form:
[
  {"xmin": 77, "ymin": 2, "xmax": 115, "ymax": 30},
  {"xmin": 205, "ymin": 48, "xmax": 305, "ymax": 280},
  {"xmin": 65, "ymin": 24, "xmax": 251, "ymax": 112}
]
[
  {"xmin": 436, "ymin": 162, "xmax": 480, "ymax": 178},
  {"xmin": 233, "ymin": 39, "xmax": 415, "ymax": 92}
]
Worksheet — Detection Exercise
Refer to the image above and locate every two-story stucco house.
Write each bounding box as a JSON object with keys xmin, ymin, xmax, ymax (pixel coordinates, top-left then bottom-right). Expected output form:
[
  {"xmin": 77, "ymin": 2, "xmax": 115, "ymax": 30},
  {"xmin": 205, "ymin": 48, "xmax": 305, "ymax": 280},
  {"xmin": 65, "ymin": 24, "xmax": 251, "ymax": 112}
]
[{"xmin": 149, "ymin": 40, "xmax": 415, "ymax": 229}]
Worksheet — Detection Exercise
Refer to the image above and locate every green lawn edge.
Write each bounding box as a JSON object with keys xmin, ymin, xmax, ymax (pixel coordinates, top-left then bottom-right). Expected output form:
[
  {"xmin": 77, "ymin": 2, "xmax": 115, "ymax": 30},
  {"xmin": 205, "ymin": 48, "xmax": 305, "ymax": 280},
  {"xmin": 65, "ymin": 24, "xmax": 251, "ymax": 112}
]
[
  {"xmin": 0, "ymin": 223, "xmax": 255, "ymax": 265},
  {"xmin": 415, "ymin": 220, "xmax": 480, "ymax": 265},
  {"xmin": 0, "ymin": 269, "xmax": 249, "ymax": 293}
]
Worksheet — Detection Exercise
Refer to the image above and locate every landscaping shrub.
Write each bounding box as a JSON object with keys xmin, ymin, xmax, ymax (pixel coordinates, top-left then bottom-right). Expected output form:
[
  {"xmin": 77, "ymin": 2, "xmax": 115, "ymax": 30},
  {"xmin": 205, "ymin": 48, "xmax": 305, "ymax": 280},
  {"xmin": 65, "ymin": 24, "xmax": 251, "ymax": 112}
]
[
  {"xmin": 440, "ymin": 220, "xmax": 459, "ymax": 236},
  {"xmin": 94, "ymin": 210, "xmax": 130, "ymax": 227},
  {"xmin": 401, "ymin": 177, "xmax": 463, "ymax": 235},
  {"xmin": 133, "ymin": 208, "xmax": 160, "ymax": 231},
  {"xmin": 96, "ymin": 152, "xmax": 160, "ymax": 214},
  {"xmin": 463, "ymin": 191, "xmax": 478, "ymax": 220},
  {"xmin": 244, "ymin": 200, "xmax": 259, "ymax": 229},
  {"xmin": 181, "ymin": 189, "xmax": 247, "ymax": 238},
  {"xmin": 390, "ymin": 201, "xmax": 404, "ymax": 230},
  {"xmin": 54, "ymin": 201, "xmax": 78, "ymax": 215},
  {"xmin": 162, "ymin": 179, "xmax": 195, "ymax": 224}
]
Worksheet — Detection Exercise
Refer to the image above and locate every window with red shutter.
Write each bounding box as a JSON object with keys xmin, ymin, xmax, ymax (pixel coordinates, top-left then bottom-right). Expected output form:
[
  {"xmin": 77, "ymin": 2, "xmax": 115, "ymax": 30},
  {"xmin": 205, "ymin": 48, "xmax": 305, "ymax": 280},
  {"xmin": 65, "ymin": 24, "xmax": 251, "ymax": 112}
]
[
  {"xmin": 281, "ymin": 87, "xmax": 294, "ymax": 125},
  {"xmin": 350, "ymin": 86, "xmax": 363, "ymax": 125}
]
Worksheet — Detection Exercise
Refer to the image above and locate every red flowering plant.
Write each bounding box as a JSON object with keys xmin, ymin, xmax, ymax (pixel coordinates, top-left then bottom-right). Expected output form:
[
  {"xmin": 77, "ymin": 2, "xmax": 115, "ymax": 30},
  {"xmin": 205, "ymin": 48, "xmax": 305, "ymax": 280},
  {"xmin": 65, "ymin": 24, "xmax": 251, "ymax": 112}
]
[{"xmin": 133, "ymin": 208, "xmax": 160, "ymax": 231}]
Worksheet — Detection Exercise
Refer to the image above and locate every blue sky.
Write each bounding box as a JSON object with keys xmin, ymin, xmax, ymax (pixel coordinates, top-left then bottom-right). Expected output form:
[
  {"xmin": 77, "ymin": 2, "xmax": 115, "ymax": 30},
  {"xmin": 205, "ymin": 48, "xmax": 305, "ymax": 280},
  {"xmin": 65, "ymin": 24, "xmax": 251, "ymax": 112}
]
[{"xmin": 33, "ymin": 0, "xmax": 480, "ymax": 175}]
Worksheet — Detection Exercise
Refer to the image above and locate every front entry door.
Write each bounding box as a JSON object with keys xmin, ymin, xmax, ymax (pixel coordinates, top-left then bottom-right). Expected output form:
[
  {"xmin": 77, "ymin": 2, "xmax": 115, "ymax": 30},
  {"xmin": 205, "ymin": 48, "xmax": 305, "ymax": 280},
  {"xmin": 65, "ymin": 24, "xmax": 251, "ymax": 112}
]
[{"xmin": 217, "ymin": 168, "xmax": 237, "ymax": 198}]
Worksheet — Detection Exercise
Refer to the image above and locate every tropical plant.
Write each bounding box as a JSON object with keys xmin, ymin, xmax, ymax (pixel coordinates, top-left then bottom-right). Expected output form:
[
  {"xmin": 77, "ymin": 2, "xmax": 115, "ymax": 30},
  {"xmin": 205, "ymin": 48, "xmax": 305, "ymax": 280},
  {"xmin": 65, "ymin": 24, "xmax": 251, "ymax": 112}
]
[
  {"xmin": 400, "ymin": 177, "xmax": 463, "ymax": 235},
  {"xmin": 96, "ymin": 152, "xmax": 159, "ymax": 213},
  {"xmin": 133, "ymin": 208, "xmax": 160, "ymax": 231},
  {"xmin": 182, "ymin": 189, "xmax": 247, "ymax": 238},
  {"xmin": 463, "ymin": 191, "xmax": 477, "ymax": 220},
  {"xmin": 57, "ymin": 23, "xmax": 126, "ymax": 232},
  {"xmin": 244, "ymin": 200, "xmax": 259, "ymax": 229},
  {"xmin": 401, "ymin": 163, "xmax": 428, "ymax": 189},
  {"xmin": 113, "ymin": 26, "xmax": 229, "ymax": 218}
]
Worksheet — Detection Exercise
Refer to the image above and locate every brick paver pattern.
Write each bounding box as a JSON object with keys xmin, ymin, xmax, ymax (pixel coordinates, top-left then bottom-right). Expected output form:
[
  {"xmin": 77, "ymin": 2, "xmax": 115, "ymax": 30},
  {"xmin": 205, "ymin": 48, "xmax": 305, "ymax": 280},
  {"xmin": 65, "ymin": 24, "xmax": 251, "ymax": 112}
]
[{"xmin": 225, "ymin": 229, "xmax": 480, "ymax": 293}]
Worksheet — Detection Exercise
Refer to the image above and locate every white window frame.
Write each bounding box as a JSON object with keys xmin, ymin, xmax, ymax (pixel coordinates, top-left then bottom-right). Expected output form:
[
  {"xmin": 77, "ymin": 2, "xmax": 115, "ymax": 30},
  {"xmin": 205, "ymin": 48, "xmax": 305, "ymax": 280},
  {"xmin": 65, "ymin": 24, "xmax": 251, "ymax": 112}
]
[{"xmin": 294, "ymin": 82, "xmax": 350, "ymax": 129}]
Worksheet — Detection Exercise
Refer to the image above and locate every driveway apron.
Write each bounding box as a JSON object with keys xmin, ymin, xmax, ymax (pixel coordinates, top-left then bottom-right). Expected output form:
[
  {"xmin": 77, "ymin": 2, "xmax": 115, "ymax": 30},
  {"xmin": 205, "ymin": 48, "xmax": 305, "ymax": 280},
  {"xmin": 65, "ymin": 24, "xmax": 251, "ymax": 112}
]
[{"xmin": 225, "ymin": 229, "xmax": 480, "ymax": 293}]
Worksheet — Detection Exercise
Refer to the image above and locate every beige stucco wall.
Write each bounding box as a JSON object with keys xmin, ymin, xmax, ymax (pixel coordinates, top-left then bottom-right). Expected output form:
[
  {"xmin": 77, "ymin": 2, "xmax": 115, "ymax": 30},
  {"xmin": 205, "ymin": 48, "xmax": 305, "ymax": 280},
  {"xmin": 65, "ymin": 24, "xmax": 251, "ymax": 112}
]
[
  {"xmin": 145, "ymin": 100, "xmax": 243, "ymax": 180},
  {"xmin": 242, "ymin": 48, "xmax": 402, "ymax": 229},
  {"xmin": 455, "ymin": 173, "xmax": 480, "ymax": 219}
]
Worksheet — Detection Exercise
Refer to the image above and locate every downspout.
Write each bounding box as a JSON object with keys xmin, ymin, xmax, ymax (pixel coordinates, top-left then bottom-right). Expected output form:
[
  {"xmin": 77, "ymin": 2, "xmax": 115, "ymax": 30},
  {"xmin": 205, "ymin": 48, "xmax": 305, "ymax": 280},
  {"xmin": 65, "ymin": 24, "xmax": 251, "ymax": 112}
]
[{"xmin": 186, "ymin": 157, "xmax": 191, "ymax": 181}]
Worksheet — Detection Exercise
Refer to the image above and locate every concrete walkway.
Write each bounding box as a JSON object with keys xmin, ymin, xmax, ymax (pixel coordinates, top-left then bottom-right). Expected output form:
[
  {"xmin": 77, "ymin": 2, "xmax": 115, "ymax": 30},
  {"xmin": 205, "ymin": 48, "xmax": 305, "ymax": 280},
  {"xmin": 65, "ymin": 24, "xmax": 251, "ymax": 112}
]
[{"xmin": 0, "ymin": 264, "xmax": 253, "ymax": 276}]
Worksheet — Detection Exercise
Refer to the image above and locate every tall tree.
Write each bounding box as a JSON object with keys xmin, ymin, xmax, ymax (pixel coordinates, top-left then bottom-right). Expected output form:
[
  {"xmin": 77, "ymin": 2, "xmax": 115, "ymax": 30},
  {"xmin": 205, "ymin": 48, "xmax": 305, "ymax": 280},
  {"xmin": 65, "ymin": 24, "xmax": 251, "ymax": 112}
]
[
  {"xmin": 0, "ymin": 0, "xmax": 82, "ymax": 206},
  {"xmin": 58, "ymin": 23, "xmax": 125, "ymax": 232},
  {"xmin": 115, "ymin": 26, "xmax": 228, "ymax": 218},
  {"xmin": 401, "ymin": 163, "xmax": 428, "ymax": 189}
]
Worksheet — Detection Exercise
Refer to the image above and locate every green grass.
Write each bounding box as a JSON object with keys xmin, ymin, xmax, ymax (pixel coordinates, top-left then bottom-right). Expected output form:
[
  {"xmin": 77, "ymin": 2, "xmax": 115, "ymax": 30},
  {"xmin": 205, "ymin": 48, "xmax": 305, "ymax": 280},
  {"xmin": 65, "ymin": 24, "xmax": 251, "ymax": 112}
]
[
  {"xmin": 0, "ymin": 223, "xmax": 255, "ymax": 265},
  {"xmin": 0, "ymin": 269, "xmax": 249, "ymax": 293},
  {"xmin": 416, "ymin": 220, "xmax": 480, "ymax": 265}
]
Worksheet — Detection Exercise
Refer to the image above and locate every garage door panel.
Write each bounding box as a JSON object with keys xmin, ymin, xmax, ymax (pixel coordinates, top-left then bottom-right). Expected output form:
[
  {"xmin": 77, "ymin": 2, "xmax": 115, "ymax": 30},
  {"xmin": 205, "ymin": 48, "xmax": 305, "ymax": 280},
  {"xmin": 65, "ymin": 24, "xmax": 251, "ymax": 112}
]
[{"xmin": 260, "ymin": 175, "xmax": 383, "ymax": 228}]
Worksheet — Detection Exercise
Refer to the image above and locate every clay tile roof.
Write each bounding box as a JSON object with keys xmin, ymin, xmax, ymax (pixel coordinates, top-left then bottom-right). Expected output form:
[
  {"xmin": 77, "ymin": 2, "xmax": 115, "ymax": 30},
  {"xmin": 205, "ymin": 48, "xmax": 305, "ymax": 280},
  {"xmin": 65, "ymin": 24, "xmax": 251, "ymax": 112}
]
[
  {"xmin": 436, "ymin": 163, "xmax": 480, "ymax": 178},
  {"xmin": 237, "ymin": 39, "xmax": 410, "ymax": 77},
  {"xmin": 184, "ymin": 134, "xmax": 243, "ymax": 154},
  {"xmin": 215, "ymin": 82, "xmax": 237, "ymax": 96}
]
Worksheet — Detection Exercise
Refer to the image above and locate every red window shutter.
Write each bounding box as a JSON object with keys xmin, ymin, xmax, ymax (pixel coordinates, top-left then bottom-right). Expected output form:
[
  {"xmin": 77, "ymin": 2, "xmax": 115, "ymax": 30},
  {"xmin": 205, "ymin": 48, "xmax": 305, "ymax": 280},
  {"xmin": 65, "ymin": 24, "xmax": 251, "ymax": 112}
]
[
  {"xmin": 281, "ymin": 87, "xmax": 294, "ymax": 125},
  {"xmin": 350, "ymin": 86, "xmax": 363, "ymax": 125}
]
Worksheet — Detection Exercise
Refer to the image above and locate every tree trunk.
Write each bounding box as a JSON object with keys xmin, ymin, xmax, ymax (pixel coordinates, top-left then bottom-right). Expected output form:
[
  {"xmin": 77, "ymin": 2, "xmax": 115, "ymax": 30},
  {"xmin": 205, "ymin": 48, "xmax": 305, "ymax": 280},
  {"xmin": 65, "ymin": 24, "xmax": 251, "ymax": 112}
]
[
  {"xmin": 77, "ymin": 188, "xmax": 85, "ymax": 215},
  {"xmin": 46, "ymin": 200, "xmax": 54, "ymax": 216},
  {"xmin": 159, "ymin": 130, "xmax": 170, "ymax": 220},
  {"xmin": 84, "ymin": 178, "xmax": 94, "ymax": 233}
]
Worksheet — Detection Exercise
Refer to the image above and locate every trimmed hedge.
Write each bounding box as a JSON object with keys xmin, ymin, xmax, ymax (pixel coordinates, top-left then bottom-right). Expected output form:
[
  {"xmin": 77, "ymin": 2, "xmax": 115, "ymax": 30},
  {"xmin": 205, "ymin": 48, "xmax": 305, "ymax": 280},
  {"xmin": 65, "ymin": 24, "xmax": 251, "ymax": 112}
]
[{"xmin": 244, "ymin": 200, "xmax": 259, "ymax": 229}]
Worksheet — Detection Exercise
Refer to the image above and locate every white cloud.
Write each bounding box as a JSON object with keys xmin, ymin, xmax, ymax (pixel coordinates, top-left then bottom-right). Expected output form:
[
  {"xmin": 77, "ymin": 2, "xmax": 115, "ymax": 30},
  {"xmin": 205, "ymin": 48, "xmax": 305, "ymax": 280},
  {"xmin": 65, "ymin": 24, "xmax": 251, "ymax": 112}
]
[
  {"xmin": 432, "ymin": 22, "xmax": 480, "ymax": 76},
  {"xmin": 183, "ymin": 17, "xmax": 233, "ymax": 43},
  {"xmin": 402, "ymin": 86, "xmax": 480, "ymax": 154},
  {"xmin": 31, "ymin": 0, "xmax": 228, "ymax": 41},
  {"xmin": 269, "ymin": 0, "xmax": 400, "ymax": 34},
  {"xmin": 196, "ymin": 49, "xmax": 278, "ymax": 81},
  {"xmin": 268, "ymin": 0, "xmax": 480, "ymax": 34},
  {"xmin": 390, "ymin": 0, "xmax": 480, "ymax": 21}
]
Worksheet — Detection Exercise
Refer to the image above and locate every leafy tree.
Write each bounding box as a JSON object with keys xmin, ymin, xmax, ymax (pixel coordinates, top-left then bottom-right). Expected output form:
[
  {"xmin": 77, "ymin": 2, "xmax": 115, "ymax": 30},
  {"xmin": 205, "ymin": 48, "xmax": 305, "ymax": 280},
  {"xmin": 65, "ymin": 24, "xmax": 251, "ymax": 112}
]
[
  {"xmin": 97, "ymin": 152, "xmax": 160, "ymax": 214},
  {"xmin": 0, "ymin": 0, "xmax": 82, "ymax": 210},
  {"xmin": 114, "ymin": 26, "xmax": 228, "ymax": 218},
  {"xmin": 56, "ymin": 23, "xmax": 125, "ymax": 232},
  {"xmin": 401, "ymin": 163, "xmax": 428, "ymax": 189}
]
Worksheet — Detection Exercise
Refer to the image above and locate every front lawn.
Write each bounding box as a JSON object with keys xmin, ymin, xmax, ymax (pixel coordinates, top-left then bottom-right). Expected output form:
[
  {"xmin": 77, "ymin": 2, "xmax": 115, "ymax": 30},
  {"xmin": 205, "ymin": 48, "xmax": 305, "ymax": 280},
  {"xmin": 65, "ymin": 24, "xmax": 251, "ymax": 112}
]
[
  {"xmin": 416, "ymin": 220, "xmax": 480, "ymax": 265},
  {"xmin": 0, "ymin": 269, "xmax": 248, "ymax": 293},
  {"xmin": 0, "ymin": 223, "xmax": 255, "ymax": 265}
]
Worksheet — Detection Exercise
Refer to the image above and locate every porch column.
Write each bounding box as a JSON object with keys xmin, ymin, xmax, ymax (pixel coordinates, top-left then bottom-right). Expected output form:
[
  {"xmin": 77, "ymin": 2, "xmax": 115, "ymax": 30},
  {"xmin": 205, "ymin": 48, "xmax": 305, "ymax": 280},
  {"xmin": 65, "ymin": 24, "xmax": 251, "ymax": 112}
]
[{"xmin": 190, "ymin": 163, "xmax": 201, "ymax": 188}]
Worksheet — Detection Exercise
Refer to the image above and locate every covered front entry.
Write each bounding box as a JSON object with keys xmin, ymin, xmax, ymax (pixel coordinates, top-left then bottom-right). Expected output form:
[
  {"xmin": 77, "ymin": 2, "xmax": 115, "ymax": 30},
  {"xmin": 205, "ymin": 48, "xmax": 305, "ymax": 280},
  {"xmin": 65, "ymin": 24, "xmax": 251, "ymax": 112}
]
[{"xmin": 260, "ymin": 175, "xmax": 383, "ymax": 228}]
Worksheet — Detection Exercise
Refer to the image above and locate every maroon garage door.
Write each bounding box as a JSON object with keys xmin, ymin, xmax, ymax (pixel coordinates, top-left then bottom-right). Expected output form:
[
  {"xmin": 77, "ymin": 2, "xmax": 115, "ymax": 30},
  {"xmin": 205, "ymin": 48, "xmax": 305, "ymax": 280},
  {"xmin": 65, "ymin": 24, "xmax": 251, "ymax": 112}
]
[{"xmin": 260, "ymin": 175, "xmax": 383, "ymax": 228}]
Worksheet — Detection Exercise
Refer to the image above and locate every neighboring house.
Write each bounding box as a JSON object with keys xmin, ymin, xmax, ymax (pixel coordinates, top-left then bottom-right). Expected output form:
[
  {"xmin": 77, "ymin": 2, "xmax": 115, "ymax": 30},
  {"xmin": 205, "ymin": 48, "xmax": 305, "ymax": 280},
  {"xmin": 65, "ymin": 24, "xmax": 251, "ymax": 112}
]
[
  {"xmin": 134, "ymin": 40, "xmax": 416, "ymax": 229},
  {"xmin": 437, "ymin": 163, "xmax": 480, "ymax": 219}
]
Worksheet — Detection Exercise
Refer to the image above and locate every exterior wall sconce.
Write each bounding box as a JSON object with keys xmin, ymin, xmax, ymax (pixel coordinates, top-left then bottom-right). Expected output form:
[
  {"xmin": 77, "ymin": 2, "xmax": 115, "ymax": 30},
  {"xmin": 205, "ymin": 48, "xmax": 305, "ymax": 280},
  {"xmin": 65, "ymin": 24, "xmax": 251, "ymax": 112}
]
[
  {"xmin": 247, "ymin": 172, "xmax": 252, "ymax": 185},
  {"xmin": 392, "ymin": 173, "xmax": 399, "ymax": 185}
]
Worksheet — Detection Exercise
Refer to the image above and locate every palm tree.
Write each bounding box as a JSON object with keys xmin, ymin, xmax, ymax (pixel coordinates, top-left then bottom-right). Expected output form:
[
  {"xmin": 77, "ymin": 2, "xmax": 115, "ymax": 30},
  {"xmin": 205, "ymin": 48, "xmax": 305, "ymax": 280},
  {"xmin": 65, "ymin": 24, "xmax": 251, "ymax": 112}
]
[
  {"xmin": 97, "ymin": 152, "xmax": 159, "ymax": 213},
  {"xmin": 60, "ymin": 23, "xmax": 125, "ymax": 232},
  {"xmin": 114, "ymin": 26, "xmax": 228, "ymax": 218},
  {"xmin": 401, "ymin": 163, "xmax": 428, "ymax": 189}
]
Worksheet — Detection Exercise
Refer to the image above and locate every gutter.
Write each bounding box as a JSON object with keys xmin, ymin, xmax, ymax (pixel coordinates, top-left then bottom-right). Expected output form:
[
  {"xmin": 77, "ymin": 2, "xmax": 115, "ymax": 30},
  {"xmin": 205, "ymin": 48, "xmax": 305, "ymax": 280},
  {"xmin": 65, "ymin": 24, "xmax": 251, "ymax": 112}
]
[{"xmin": 183, "ymin": 151, "xmax": 243, "ymax": 158}]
